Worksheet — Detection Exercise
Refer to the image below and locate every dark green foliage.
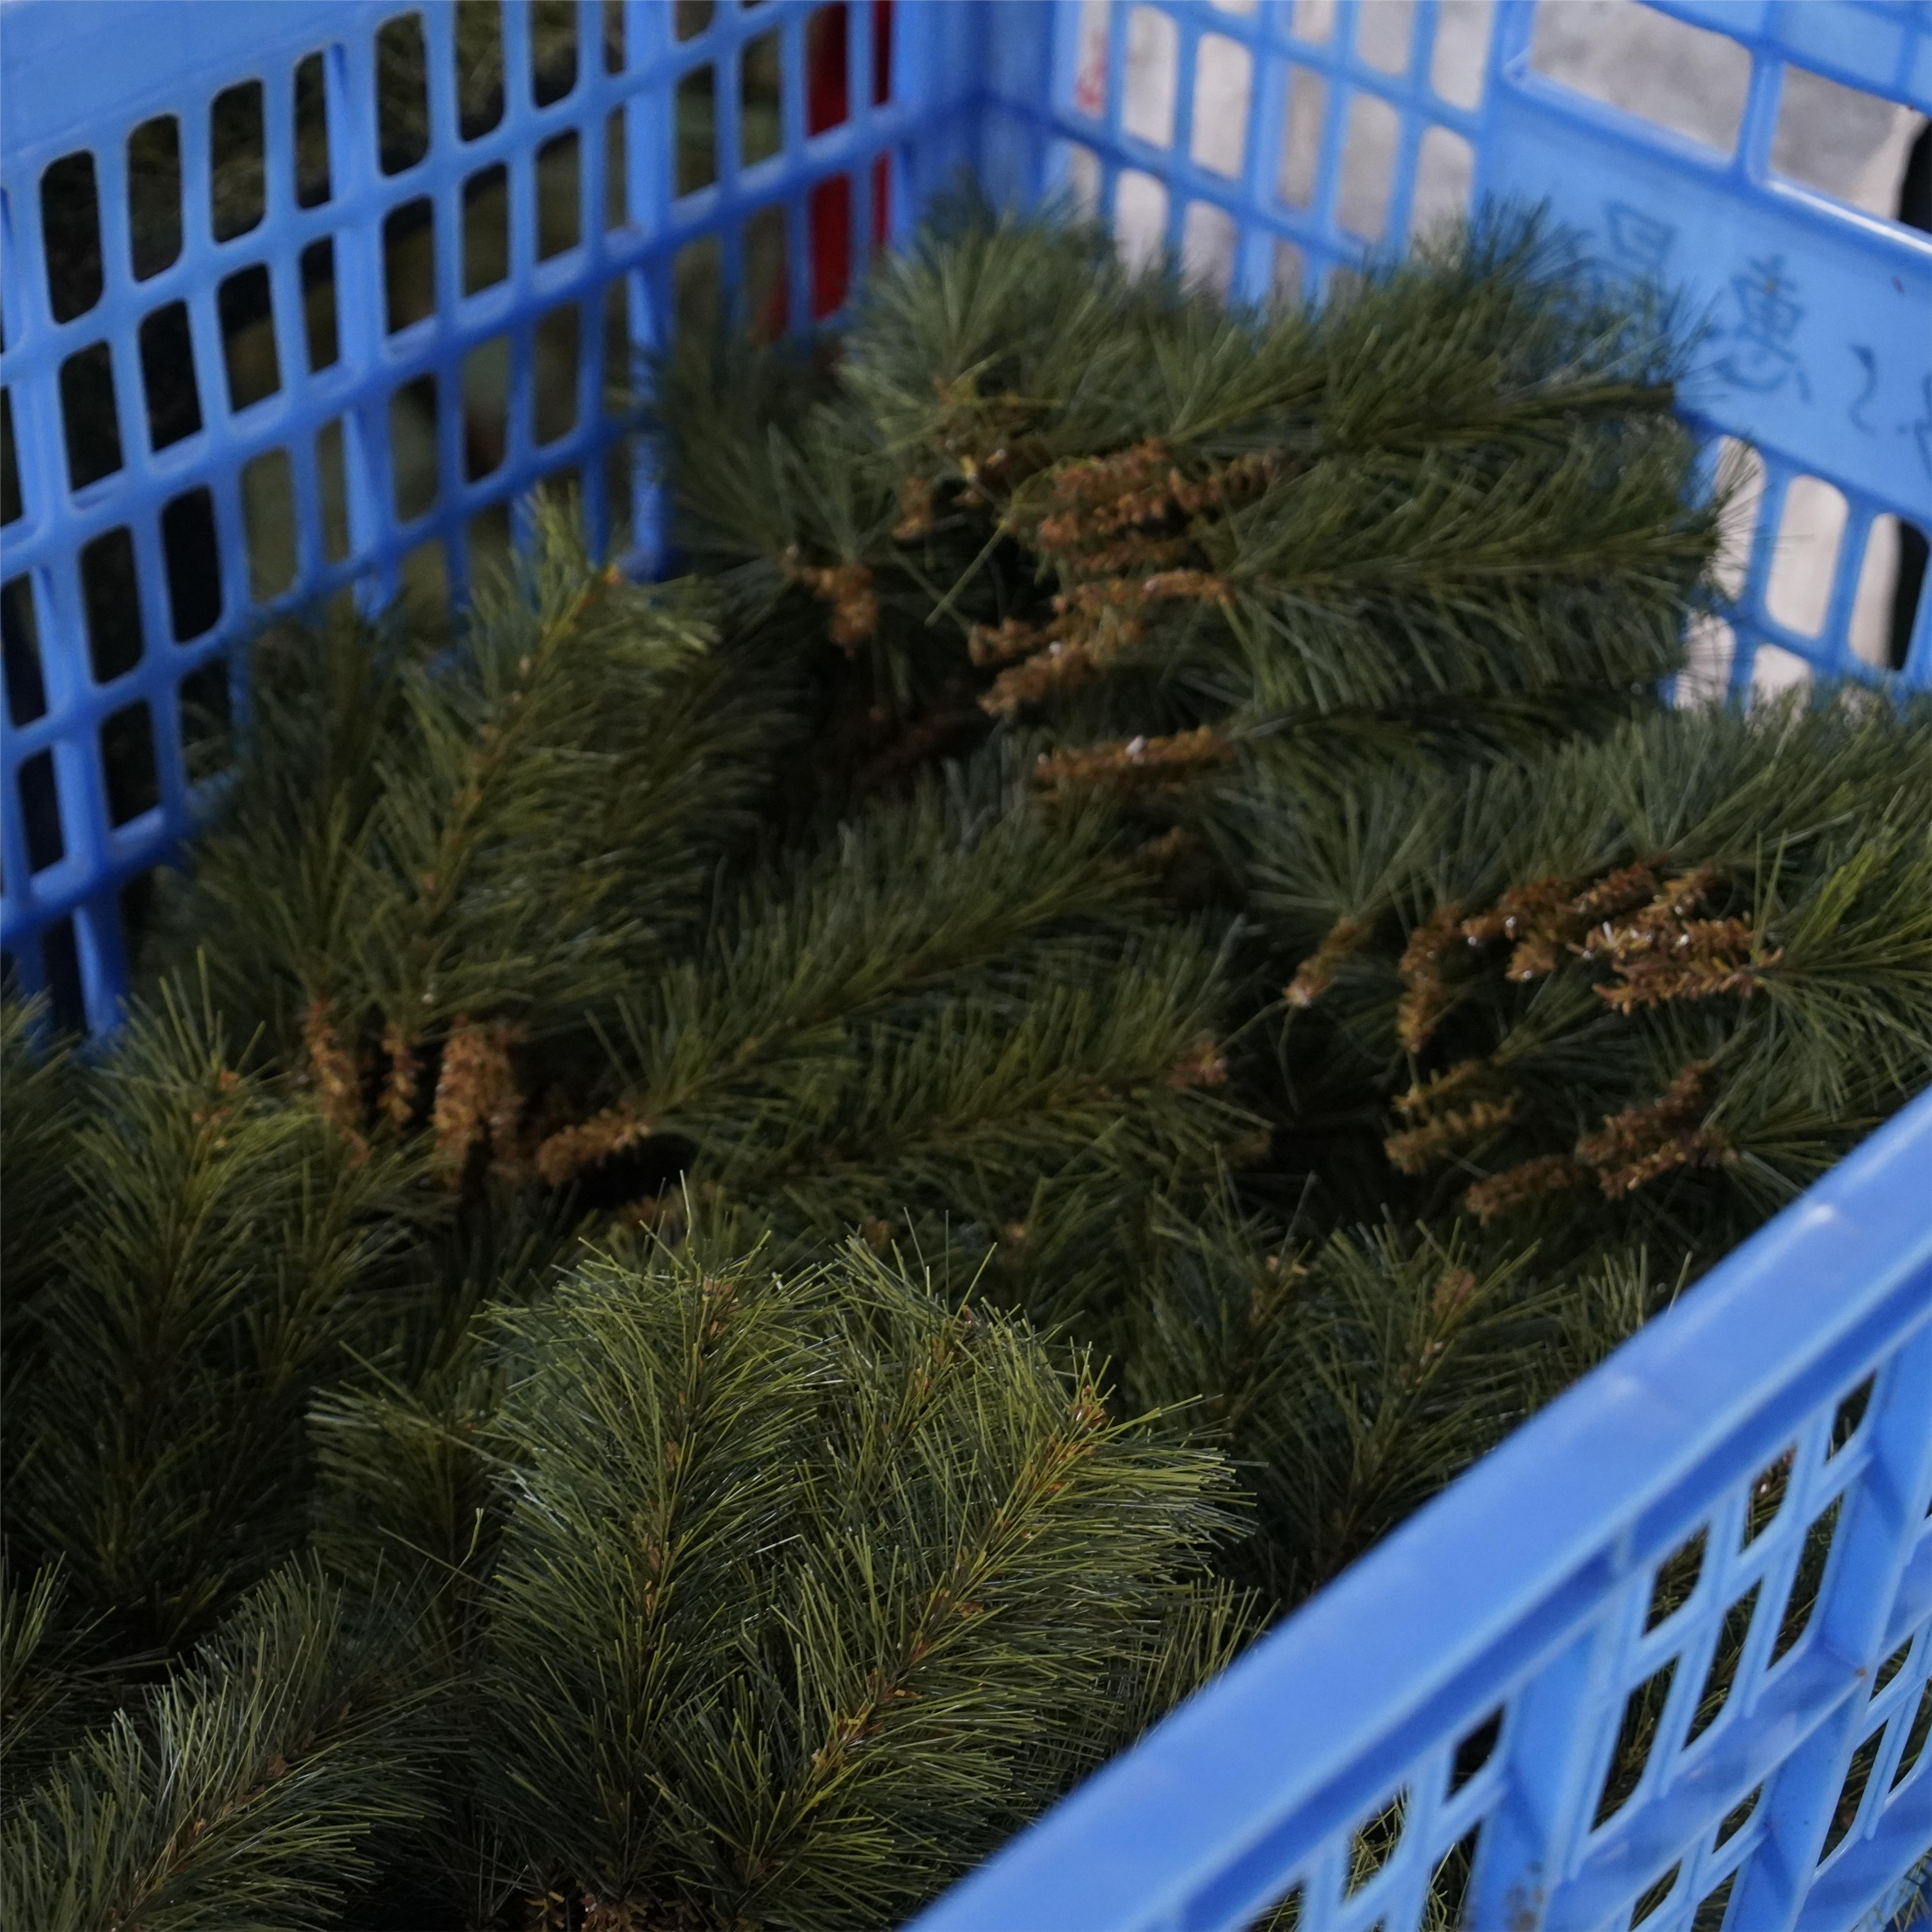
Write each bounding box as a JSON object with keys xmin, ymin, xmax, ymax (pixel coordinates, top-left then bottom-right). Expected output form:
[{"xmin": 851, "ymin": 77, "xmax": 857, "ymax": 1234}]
[
  {"xmin": 0, "ymin": 1000, "xmax": 84, "ymax": 1411},
  {"xmin": 593, "ymin": 759, "xmax": 1252, "ymax": 1245},
  {"xmin": 1, "ymin": 1570, "xmax": 115, "ymax": 1807},
  {"xmin": 1120, "ymin": 1198, "xmax": 1695, "ymax": 1603},
  {"xmin": 5, "ymin": 983, "xmax": 436, "ymax": 1650},
  {"xmin": 4, "ymin": 201, "xmax": 1926, "ymax": 1931},
  {"xmin": 1233, "ymin": 695, "xmax": 1932, "ymax": 1254},
  {"xmin": 464, "ymin": 1241, "xmax": 1246, "ymax": 1928},
  {"xmin": 654, "ymin": 199, "xmax": 1719, "ymax": 799},
  {"xmin": 149, "ymin": 500, "xmax": 787, "ymax": 1069},
  {"xmin": 0, "ymin": 1566, "xmax": 439, "ymax": 1931},
  {"xmin": 306, "ymin": 1239, "xmax": 1251, "ymax": 1929}
]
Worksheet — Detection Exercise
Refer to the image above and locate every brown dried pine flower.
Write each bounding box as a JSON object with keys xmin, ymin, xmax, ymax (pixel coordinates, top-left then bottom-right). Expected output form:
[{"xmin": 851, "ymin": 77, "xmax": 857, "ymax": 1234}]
[
  {"xmin": 1285, "ymin": 915, "xmax": 1371, "ymax": 1009},
  {"xmin": 534, "ymin": 1106, "xmax": 655, "ymax": 1187},
  {"xmin": 1167, "ymin": 1040, "xmax": 1230, "ymax": 1089},
  {"xmin": 1032, "ymin": 725, "xmax": 1235, "ymax": 794},
  {"xmin": 303, "ymin": 998, "xmax": 369, "ymax": 1161},
  {"xmin": 1383, "ymin": 1096, "xmax": 1519, "ymax": 1175},
  {"xmin": 1578, "ymin": 1060, "xmax": 1726, "ymax": 1196},
  {"xmin": 1464, "ymin": 1154, "xmax": 1591, "ymax": 1222},
  {"xmin": 967, "ymin": 616, "xmax": 1050, "ymax": 668},
  {"xmin": 783, "ymin": 550, "xmax": 879, "ymax": 651},
  {"xmin": 892, "ymin": 473, "xmax": 937, "ymax": 543},
  {"xmin": 981, "ymin": 639, "xmax": 1104, "ymax": 718},
  {"xmin": 380, "ymin": 1021, "xmax": 420, "ymax": 1130},
  {"xmin": 1393, "ymin": 1055, "xmax": 1489, "ymax": 1119},
  {"xmin": 1395, "ymin": 902, "xmax": 1464, "ymax": 1049},
  {"xmin": 1431, "ymin": 1266, "xmax": 1479, "ymax": 1320},
  {"xmin": 431, "ymin": 1017, "xmax": 524, "ymax": 1183},
  {"xmin": 1569, "ymin": 858, "xmax": 1662, "ymax": 923},
  {"xmin": 1461, "ymin": 874, "xmax": 1579, "ymax": 950}
]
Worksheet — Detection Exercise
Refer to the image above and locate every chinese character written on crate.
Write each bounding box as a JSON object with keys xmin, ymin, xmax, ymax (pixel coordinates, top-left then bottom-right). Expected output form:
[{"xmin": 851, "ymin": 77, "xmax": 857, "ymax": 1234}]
[
  {"xmin": 1605, "ymin": 203, "xmax": 1675, "ymax": 279},
  {"xmin": 1711, "ymin": 255, "xmax": 1810, "ymax": 402},
  {"xmin": 1579, "ymin": 203, "xmax": 1676, "ymax": 308},
  {"xmin": 1848, "ymin": 345, "xmax": 1879, "ymax": 432},
  {"xmin": 1840, "ymin": 350, "xmax": 1932, "ymax": 474}
]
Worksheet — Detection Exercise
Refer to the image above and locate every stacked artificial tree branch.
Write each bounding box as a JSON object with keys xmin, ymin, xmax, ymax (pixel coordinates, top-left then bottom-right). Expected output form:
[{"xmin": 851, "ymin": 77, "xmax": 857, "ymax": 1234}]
[{"xmin": 3, "ymin": 205, "xmax": 1927, "ymax": 1931}]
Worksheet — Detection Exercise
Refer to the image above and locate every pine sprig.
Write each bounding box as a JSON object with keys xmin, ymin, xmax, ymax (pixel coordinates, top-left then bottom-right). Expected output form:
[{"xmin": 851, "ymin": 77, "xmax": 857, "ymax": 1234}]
[
  {"xmin": 569, "ymin": 759, "xmax": 1254, "ymax": 1236},
  {"xmin": 7, "ymin": 981, "xmax": 437, "ymax": 1649},
  {"xmin": 0, "ymin": 1569, "xmax": 120, "ymax": 1810},
  {"xmin": 1234, "ymin": 694, "xmax": 1932, "ymax": 1247},
  {"xmin": 457, "ymin": 1238, "xmax": 1250, "ymax": 1930},
  {"xmin": 0, "ymin": 1566, "xmax": 439, "ymax": 1932},
  {"xmin": 654, "ymin": 200, "xmax": 1719, "ymax": 793},
  {"xmin": 152, "ymin": 497, "xmax": 790, "ymax": 1091},
  {"xmin": 0, "ymin": 999, "xmax": 85, "ymax": 1422},
  {"xmin": 731, "ymin": 925, "xmax": 1244, "ymax": 1232},
  {"xmin": 1124, "ymin": 1201, "xmax": 1577, "ymax": 1603}
]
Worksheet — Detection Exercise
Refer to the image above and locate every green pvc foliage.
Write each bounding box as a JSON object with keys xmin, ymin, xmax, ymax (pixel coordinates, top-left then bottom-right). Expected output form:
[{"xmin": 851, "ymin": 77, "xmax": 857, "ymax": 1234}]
[
  {"xmin": 148, "ymin": 496, "xmax": 789, "ymax": 1061},
  {"xmin": 1, "ymin": 1569, "xmax": 110, "ymax": 1808},
  {"xmin": 0, "ymin": 1566, "xmax": 438, "ymax": 1932},
  {"xmin": 599, "ymin": 758, "xmax": 1254, "ymax": 1243},
  {"xmin": 1123, "ymin": 1201, "xmax": 1571, "ymax": 1602},
  {"xmin": 1, "ymin": 199, "xmax": 1926, "ymax": 1932},
  {"xmin": 653, "ymin": 199, "xmax": 1719, "ymax": 773},
  {"xmin": 463, "ymin": 1240, "xmax": 1250, "ymax": 1930},
  {"xmin": 0, "ymin": 999, "xmax": 85, "ymax": 1418},
  {"xmin": 1232, "ymin": 695, "xmax": 1932, "ymax": 1252},
  {"xmin": 6, "ymin": 983, "xmax": 436, "ymax": 1649}
]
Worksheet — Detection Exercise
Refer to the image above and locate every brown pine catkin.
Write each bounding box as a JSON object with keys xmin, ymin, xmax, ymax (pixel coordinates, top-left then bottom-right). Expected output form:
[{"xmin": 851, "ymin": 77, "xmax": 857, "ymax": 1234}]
[
  {"xmin": 534, "ymin": 1106, "xmax": 655, "ymax": 1186},
  {"xmin": 303, "ymin": 997, "xmax": 369, "ymax": 1162}
]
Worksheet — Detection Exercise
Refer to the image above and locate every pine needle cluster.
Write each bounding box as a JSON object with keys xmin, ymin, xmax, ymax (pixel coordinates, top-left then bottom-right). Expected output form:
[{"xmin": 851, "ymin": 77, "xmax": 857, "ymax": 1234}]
[
  {"xmin": 6, "ymin": 983, "xmax": 437, "ymax": 1655},
  {"xmin": 152, "ymin": 504, "xmax": 783, "ymax": 1089},
  {"xmin": 3, "ymin": 1564, "xmax": 441, "ymax": 1932},
  {"xmin": 317, "ymin": 1241, "xmax": 1250, "ymax": 1930},
  {"xmin": 3, "ymin": 201, "xmax": 1927, "ymax": 1930},
  {"xmin": 655, "ymin": 197, "xmax": 1720, "ymax": 811},
  {"xmin": 1231, "ymin": 695, "xmax": 1932, "ymax": 1259}
]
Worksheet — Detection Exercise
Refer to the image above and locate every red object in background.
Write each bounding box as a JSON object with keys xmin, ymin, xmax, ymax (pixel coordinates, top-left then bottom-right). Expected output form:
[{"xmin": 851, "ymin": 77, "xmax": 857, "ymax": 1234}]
[{"xmin": 761, "ymin": 0, "xmax": 893, "ymax": 335}]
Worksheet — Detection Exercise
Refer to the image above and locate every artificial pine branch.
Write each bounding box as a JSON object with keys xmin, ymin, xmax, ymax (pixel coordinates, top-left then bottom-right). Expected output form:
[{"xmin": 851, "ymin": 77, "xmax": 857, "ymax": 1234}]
[
  {"xmin": 723, "ymin": 924, "xmax": 1242, "ymax": 1231},
  {"xmin": 150, "ymin": 496, "xmax": 791, "ymax": 1108},
  {"xmin": 571, "ymin": 756, "xmax": 1257, "ymax": 1241},
  {"xmin": 458, "ymin": 1237, "xmax": 1250, "ymax": 1930},
  {"xmin": 0, "ymin": 1568, "xmax": 122, "ymax": 1811},
  {"xmin": 1233, "ymin": 693, "xmax": 1932, "ymax": 1251},
  {"xmin": 0, "ymin": 1000, "xmax": 84, "ymax": 1425},
  {"xmin": 653, "ymin": 199, "xmax": 1720, "ymax": 798},
  {"xmin": 1122, "ymin": 1198, "xmax": 1587, "ymax": 1603},
  {"xmin": 0, "ymin": 1565, "xmax": 439, "ymax": 1932},
  {"xmin": 5, "ymin": 979, "xmax": 438, "ymax": 1651}
]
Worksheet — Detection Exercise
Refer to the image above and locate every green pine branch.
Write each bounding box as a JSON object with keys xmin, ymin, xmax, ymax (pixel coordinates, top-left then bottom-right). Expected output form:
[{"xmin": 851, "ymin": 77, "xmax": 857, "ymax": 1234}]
[
  {"xmin": 0, "ymin": 1565, "xmax": 438, "ymax": 1932},
  {"xmin": 384, "ymin": 1238, "xmax": 1256, "ymax": 1929},
  {"xmin": 152, "ymin": 497, "xmax": 792, "ymax": 1069},
  {"xmin": 7, "ymin": 980, "xmax": 437, "ymax": 1650}
]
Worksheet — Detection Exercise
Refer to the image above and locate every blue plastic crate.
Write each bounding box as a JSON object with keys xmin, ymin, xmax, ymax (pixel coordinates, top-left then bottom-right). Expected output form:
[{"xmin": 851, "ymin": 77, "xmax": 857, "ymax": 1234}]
[
  {"xmin": 1, "ymin": 3, "xmax": 1928, "ymax": 1926},
  {"xmin": 2, "ymin": 0, "xmax": 1929, "ymax": 1029}
]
